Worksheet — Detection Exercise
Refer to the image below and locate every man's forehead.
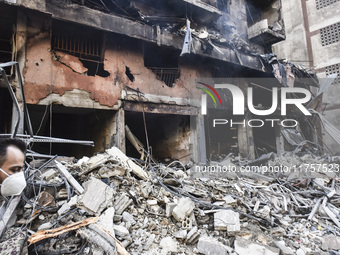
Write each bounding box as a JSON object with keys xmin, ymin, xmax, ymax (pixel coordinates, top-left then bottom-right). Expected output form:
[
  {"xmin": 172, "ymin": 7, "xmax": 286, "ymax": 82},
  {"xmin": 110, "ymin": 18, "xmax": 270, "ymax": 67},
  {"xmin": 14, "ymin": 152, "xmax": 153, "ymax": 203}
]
[{"xmin": 6, "ymin": 146, "xmax": 25, "ymax": 159}]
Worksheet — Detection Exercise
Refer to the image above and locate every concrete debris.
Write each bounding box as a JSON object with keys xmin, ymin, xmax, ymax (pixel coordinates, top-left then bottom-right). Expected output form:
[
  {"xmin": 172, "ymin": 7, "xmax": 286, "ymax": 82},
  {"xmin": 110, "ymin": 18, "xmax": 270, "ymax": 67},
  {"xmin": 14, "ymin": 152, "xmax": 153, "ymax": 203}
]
[
  {"xmin": 57, "ymin": 202, "xmax": 71, "ymax": 216},
  {"xmin": 172, "ymin": 197, "xmax": 195, "ymax": 222},
  {"xmin": 186, "ymin": 226, "xmax": 200, "ymax": 244},
  {"xmin": 214, "ymin": 209, "xmax": 240, "ymax": 235},
  {"xmin": 322, "ymin": 234, "xmax": 340, "ymax": 250},
  {"xmin": 273, "ymin": 240, "xmax": 295, "ymax": 255},
  {"xmin": 113, "ymin": 224, "xmax": 129, "ymax": 237},
  {"xmin": 165, "ymin": 202, "xmax": 176, "ymax": 218},
  {"xmin": 197, "ymin": 236, "xmax": 233, "ymax": 255},
  {"xmin": 18, "ymin": 147, "xmax": 340, "ymax": 254},
  {"xmin": 173, "ymin": 229, "xmax": 187, "ymax": 240},
  {"xmin": 41, "ymin": 168, "xmax": 58, "ymax": 181},
  {"xmin": 77, "ymin": 178, "xmax": 114, "ymax": 215},
  {"xmin": 56, "ymin": 161, "xmax": 84, "ymax": 195},
  {"xmin": 122, "ymin": 211, "xmax": 136, "ymax": 225},
  {"xmin": 235, "ymin": 237, "xmax": 280, "ymax": 255},
  {"xmin": 97, "ymin": 207, "xmax": 116, "ymax": 238},
  {"xmin": 106, "ymin": 147, "xmax": 148, "ymax": 180},
  {"xmin": 159, "ymin": 236, "xmax": 178, "ymax": 254},
  {"xmin": 114, "ymin": 193, "xmax": 133, "ymax": 215}
]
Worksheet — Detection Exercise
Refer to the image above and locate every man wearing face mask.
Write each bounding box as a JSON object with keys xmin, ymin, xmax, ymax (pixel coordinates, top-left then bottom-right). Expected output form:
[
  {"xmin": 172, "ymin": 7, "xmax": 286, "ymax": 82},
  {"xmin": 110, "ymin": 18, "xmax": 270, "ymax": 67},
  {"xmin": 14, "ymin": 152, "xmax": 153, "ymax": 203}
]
[
  {"xmin": 0, "ymin": 138, "xmax": 27, "ymax": 197},
  {"xmin": 0, "ymin": 138, "xmax": 28, "ymax": 254}
]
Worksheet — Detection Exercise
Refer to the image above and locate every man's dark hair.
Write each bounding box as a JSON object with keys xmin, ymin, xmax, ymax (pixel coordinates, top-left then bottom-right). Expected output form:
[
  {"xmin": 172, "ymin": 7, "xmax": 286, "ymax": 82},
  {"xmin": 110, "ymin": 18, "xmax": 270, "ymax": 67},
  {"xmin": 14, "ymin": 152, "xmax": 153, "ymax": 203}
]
[{"xmin": 0, "ymin": 138, "xmax": 27, "ymax": 167}]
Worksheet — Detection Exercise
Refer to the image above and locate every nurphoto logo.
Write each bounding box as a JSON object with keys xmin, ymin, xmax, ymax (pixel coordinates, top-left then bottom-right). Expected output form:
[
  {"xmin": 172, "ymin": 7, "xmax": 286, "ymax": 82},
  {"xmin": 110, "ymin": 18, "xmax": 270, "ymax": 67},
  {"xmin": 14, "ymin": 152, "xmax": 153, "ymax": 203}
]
[{"xmin": 197, "ymin": 81, "xmax": 312, "ymax": 128}]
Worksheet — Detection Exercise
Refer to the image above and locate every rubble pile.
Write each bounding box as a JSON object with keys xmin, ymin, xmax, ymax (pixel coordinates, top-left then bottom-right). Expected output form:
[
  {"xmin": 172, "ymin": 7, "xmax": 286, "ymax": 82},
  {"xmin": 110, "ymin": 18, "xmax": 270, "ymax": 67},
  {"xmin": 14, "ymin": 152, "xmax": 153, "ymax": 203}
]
[{"xmin": 19, "ymin": 147, "xmax": 340, "ymax": 254}]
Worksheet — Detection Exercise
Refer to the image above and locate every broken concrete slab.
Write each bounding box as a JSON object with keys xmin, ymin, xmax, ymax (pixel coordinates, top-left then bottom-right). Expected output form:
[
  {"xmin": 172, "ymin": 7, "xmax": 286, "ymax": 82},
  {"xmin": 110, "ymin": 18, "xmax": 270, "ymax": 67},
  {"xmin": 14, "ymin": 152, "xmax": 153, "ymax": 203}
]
[
  {"xmin": 98, "ymin": 163, "xmax": 126, "ymax": 178},
  {"xmin": 160, "ymin": 237, "xmax": 178, "ymax": 254},
  {"xmin": 113, "ymin": 224, "xmax": 129, "ymax": 237},
  {"xmin": 172, "ymin": 197, "xmax": 195, "ymax": 222},
  {"xmin": 322, "ymin": 234, "xmax": 340, "ymax": 250},
  {"xmin": 80, "ymin": 153, "xmax": 110, "ymax": 175},
  {"xmin": 197, "ymin": 236, "xmax": 233, "ymax": 255},
  {"xmin": 143, "ymin": 233, "xmax": 155, "ymax": 251},
  {"xmin": 214, "ymin": 209, "xmax": 240, "ymax": 235},
  {"xmin": 58, "ymin": 203, "xmax": 71, "ymax": 216},
  {"xmin": 106, "ymin": 147, "xmax": 148, "ymax": 180},
  {"xmin": 235, "ymin": 237, "xmax": 280, "ymax": 255},
  {"xmin": 222, "ymin": 195, "xmax": 237, "ymax": 207},
  {"xmin": 96, "ymin": 207, "xmax": 115, "ymax": 238},
  {"xmin": 122, "ymin": 211, "xmax": 136, "ymax": 225},
  {"xmin": 296, "ymin": 248, "xmax": 305, "ymax": 255},
  {"xmin": 55, "ymin": 161, "xmax": 85, "ymax": 195},
  {"xmin": 186, "ymin": 226, "xmax": 200, "ymax": 244},
  {"xmin": 166, "ymin": 202, "xmax": 177, "ymax": 218},
  {"xmin": 273, "ymin": 240, "xmax": 295, "ymax": 255},
  {"xmin": 77, "ymin": 178, "xmax": 114, "ymax": 215},
  {"xmin": 38, "ymin": 222, "xmax": 53, "ymax": 231},
  {"xmin": 114, "ymin": 193, "xmax": 133, "ymax": 215},
  {"xmin": 41, "ymin": 168, "xmax": 58, "ymax": 181},
  {"xmin": 173, "ymin": 229, "xmax": 187, "ymax": 240}
]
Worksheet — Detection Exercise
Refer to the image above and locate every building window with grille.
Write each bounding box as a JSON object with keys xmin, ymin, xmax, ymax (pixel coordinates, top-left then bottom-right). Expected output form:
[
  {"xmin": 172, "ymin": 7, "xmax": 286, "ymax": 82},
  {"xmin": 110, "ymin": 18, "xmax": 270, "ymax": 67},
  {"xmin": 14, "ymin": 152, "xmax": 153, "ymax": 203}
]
[
  {"xmin": 315, "ymin": 0, "xmax": 340, "ymax": 10},
  {"xmin": 52, "ymin": 20, "xmax": 104, "ymax": 62},
  {"xmin": 143, "ymin": 43, "xmax": 180, "ymax": 88},
  {"xmin": 320, "ymin": 22, "xmax": 340, "ymax": 46},
  {"xmin": 51, "ymin": 20, "xmax": 110, "ymax": 77},
  {"xmin": 326, "ymin": 63, "xmax": 340, "ymax": 85}
]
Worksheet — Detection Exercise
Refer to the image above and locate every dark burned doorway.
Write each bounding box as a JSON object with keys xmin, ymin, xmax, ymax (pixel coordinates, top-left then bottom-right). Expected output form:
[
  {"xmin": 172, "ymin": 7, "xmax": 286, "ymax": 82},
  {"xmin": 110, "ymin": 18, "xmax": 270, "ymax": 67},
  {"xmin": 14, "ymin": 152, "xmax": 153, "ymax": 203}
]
[
  {"xmin": 27, "ymin": 104, "xmax": 115, "ymax": 158},
  {"xmin": 0, "ymin": 87, "xmax": 13, "ymax": 134},
  {"xmin": 204, "ymin": 109, "xmax": 239, "ymax": 161},
  {"xmin": 125, "ymin": 111, "xmax": 191, "ymax": 162},
  {"xmin": 252, "ymin": 117, "xmax": 277, "ymax": 156}
]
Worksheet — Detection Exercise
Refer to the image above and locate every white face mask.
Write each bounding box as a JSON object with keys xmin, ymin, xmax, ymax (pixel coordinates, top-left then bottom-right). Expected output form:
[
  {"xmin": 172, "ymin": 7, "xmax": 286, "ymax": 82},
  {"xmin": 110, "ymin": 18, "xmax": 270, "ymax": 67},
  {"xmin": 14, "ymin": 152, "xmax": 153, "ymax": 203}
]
[{"xmin": 0, "ymin": 168, "xmax": 27, "ymax": 196}]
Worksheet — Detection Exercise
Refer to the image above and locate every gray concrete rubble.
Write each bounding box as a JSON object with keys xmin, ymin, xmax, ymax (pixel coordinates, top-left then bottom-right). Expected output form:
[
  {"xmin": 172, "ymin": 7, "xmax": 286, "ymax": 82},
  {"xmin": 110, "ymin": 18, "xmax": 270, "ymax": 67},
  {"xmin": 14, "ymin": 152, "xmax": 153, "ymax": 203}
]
[
  {"xmin": 17, "ymin": 147, "xmax": 340, "ymax": 254},
  {"xmin": 197, "ymin": 236, "xmax": 233, "ymax": 255},
  {"xmin": 172, "ymin": 197, "xmax": 195, "ymax": 222},
  {"xmin": 235, "ymin": 237, "xmax": 280, "ymax": 255},
  {"xmin": 214, "ymin": 209, "xmax": 240, "ymax": 235},
  {"xmin": 77, "ymin": 178, "xmax": 114, "ymax": 215}
]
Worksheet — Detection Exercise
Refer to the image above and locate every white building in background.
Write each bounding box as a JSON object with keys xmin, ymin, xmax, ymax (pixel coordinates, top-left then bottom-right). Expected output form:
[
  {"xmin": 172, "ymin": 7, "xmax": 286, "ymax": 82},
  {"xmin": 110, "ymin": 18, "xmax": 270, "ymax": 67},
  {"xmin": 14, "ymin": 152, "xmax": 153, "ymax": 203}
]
[{"xmin": 273, "ymin": 0, "xmax": 340, "ymax": 155}]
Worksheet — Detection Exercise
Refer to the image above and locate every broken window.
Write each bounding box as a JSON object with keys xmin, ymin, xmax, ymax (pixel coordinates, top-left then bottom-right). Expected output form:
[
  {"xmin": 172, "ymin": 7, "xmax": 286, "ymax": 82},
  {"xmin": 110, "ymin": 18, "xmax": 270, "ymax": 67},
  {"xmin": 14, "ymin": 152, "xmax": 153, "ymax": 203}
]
[
  {"xmin": 52, "ymin": 20, "xmax": 110, "ymax": 77},
  {"xmin": 315, "ymin": 0, "xmax": 340, "ymax": 9},
  {"xmin": 144, "ymin": 44, "xmax": 180, "ymax": 87},
  {"xmin": 0, "ymin": 6, "xmax": 16, "ymax": 75},
  {"xmin": 326, "ymin": 63, "xmax": 340, "ymax": 85},
  {"xmin": 52, "ymin": 20, "xmax": 104, "ymax": 62},
  {"xmin": 320, "ymin": 22, "xmax": 340, "ymax": 46},
  {"xmin": 28, "ymin": 104, "xmax": 114, "ymax": 158}
]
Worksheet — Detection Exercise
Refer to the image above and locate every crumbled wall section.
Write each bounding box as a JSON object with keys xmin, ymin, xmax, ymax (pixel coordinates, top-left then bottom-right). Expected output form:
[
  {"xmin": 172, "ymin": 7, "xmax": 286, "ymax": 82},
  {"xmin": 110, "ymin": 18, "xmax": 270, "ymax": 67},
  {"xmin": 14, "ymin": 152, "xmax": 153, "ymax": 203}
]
[
  {"xmin": 24, "ymin": 33, "xmax": 121, "ymax": 107},
  {"xmin": 103, "ymin": 41, "xmax": 193, "ymax": 99},
  {"xmin": 24, "ymin": 33, "xmax": 194, "ymax": 108}
]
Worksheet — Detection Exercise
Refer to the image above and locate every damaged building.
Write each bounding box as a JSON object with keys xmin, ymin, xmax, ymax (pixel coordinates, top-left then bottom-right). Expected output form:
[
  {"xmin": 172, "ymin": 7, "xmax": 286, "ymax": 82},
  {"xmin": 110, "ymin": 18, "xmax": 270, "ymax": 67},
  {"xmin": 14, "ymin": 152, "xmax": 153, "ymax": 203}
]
[
  {"xmin": 3, "ymin": 1, "xmax": 340, "ymax": 255},
  {"xmin": 273, "ymin": 0, "xmax": 340, "ymax": 155},
  {"xmin": 0, "ymin": 0, "xmax": 323, "ymax": 163}
]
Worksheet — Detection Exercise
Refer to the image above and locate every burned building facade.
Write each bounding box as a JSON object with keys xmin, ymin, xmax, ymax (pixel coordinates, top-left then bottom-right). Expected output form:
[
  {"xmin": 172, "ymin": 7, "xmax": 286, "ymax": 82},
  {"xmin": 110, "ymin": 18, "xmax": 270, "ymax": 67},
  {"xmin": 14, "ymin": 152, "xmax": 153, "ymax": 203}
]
[{"xmin": 0, "ymin": 0, "xmax": 321, "ymax": 162}]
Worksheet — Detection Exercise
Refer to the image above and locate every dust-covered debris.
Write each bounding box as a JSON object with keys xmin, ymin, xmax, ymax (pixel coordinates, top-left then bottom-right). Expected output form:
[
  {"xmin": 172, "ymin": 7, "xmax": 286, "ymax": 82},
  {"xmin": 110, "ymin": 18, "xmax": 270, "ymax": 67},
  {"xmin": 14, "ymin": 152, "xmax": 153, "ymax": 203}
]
[{"xmin": 14, "ymin": 146, "xmax": 340, "ymax": 254}]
